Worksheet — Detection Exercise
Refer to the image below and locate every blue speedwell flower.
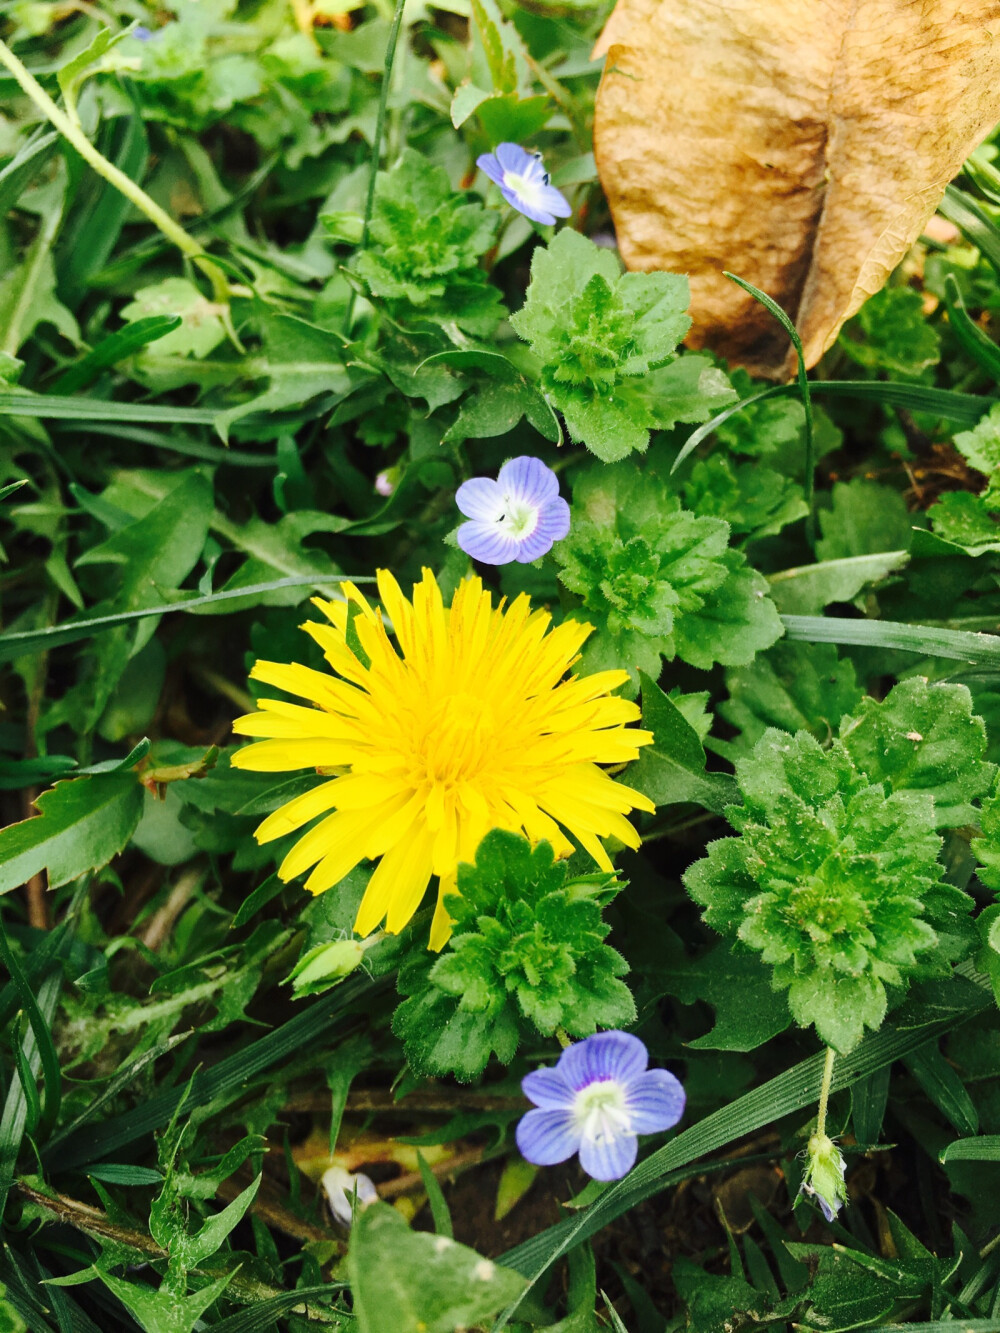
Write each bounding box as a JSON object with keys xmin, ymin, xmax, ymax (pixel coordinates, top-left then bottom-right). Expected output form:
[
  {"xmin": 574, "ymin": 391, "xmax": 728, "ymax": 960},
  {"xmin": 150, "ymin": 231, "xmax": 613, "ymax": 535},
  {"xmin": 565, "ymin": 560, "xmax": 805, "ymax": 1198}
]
[
  {"xmin": 456, "ymin": 455, "xmax": 570, "ymax": 565},
  {"xmin": 477, "ymin": 143, "xmax": 572, "ymax": 226},
  {"xmin": 516, "ymin": 1031, "xmax": 685, "ymax": 1181}
]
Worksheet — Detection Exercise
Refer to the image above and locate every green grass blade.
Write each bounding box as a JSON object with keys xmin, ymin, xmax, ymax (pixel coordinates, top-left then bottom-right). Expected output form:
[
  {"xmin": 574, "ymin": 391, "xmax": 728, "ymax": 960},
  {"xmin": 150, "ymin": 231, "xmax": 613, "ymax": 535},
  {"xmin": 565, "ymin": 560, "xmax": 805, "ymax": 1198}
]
[
  {"xmin": 781, "ymin": 614, "xmax": 1000, "ymax": 666},
  {"xmin": 940, "ymin": 184, "xmax": 1000, "ymax": 274},
  {"xmin": 942, "ymin": 273, "xmax": 1000, "ymax": 383},
  {"xmin": 210, "ymin": 1284, "xmax": 349, "ymax": 1332},
  {"xmin": 494, "ymin": 968, "xmax": 992, "ymax": 1324},
  {"xmin": 0, "ymin": 920, "xmax": 61, "ymax": 1140},
  {"xmin": 940, "ymin": 1135, "xmax": 1000, "ymax": 1163},
  {"xmin": 0, "ymin": 391, "xmax": 219, "ymax": 426},
  {"xmin": 0, "ymin": 574, "xmax": 375, "ymax": 663},
  {"xmin": 0, "ymin": 969, "xmax": 61, "ymax": 1215},
  {"xmin": 50, "ymin": 315, "xmax": 182, "ymax": 395},
  {"xmin": 65, "ymin": 423, "xmax": 274, "ymax": 468},
  {"xmin": 724, "ymin": 272, "xmax": 815, "ymax": 538},
  {"xmin": 0, "ymin": 129, "xmax": 58, "ymax": 214}
]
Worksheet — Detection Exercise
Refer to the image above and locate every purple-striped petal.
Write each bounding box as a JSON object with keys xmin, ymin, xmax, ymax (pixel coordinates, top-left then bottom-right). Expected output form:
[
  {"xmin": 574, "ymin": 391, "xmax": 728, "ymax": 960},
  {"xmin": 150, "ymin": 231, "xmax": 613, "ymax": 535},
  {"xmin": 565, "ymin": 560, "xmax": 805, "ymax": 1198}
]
[
  {"xmin": 498, "ymin": 455, "xmax": 559, "ymax": 507},
  {"xmin": 559, "ymin": 1031, "xmax": 648, "ymax": 1092},
  {"xmin": 476, "ymin": 152, "xmax": 505, "ymax": 187},
  {"xmin": 578, "ymin": 1128, "xmax": 637, "ymax": 1181},
  {"xmin": 516, "ymin": 1109, "xmax": 581, "ymax": 1166},
  {"xmin": 522, "ymin": 1065, "xmax": 575, "ymax": 1110},
  {"xmin": 514, "ymin": 499, "xmax": 571, "ymax": 561},
  {"xmin": 457, "ymin": 520, "xmax": 520, "ymax": 565},
  {"xmin": 495, "ymin": 142, "xmax": 535, "ymax": 176},
  {"xmin": 496, "ymin": 186, "xmax": 559, "ymax": 226},
  {"xmin": 624, "ymin": 1068, "xmax": 686, "ymax": 1134},
  {"xmin": 455, "ymin": 476, "xmax": 504, "ymax": 522}
]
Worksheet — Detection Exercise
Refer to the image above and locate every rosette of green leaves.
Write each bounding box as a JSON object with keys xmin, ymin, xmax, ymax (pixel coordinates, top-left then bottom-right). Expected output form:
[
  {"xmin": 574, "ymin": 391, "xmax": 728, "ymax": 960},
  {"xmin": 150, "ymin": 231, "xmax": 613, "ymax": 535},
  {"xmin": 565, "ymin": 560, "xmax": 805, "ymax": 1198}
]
[
  {"xmin": 553, "ymin": 462, "xmax": 783, "ymax": 685},
  {"xmin": 684, "ymin": 680, "xmax": 993, "ymax": 1053},
  {"xmin": 348, "ymin": 150, "xmax": 502, "ymax": 334},
  {"xmin": 393, "ymin": 831, "xmax": 634, "ymax": 1081},
  {"xmin": 509, "ymin": 229, "xmax": 734, "ymax": 461}
]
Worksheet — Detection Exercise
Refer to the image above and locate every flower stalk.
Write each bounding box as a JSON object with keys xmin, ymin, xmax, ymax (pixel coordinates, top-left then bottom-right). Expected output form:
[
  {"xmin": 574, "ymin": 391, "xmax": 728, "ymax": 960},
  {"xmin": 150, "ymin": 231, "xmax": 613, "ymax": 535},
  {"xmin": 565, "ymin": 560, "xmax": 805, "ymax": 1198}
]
[{"xmin": 0, "ymin": 36, "xmax": 242, "ymax": 341}]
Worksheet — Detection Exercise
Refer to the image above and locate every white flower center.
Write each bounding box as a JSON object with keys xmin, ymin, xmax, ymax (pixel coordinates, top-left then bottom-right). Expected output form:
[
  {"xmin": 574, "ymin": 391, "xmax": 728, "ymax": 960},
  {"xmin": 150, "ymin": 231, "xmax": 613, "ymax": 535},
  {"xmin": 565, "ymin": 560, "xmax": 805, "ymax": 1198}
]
[
  {"xmin": 497, "ymin": 494, "xmax": 539, "ymax": 541},
  {"xmin": 502, "ymin": 168, "xmax": 547, "ymax": 209},
  {"xmin": 572, "ymin": 1078, "xmax": 632, "ymax": 1146}
]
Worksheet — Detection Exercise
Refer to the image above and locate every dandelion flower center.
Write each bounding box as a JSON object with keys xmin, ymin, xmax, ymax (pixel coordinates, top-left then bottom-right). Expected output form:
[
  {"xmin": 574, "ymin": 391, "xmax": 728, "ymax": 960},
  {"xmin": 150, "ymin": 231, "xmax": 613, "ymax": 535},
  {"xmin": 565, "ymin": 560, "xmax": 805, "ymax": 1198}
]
[{"xmin": 231, "ymin": 568, "xmax": 654, "ymax": 949}]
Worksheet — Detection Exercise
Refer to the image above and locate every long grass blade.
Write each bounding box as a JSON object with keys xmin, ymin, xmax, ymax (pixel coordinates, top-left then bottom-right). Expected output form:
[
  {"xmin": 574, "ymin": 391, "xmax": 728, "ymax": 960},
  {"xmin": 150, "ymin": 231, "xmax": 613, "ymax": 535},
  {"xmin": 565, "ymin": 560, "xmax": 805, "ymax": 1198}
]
[{"xmin": 781, "ymin": 614, "xmax": 1000, "ymax": 666}]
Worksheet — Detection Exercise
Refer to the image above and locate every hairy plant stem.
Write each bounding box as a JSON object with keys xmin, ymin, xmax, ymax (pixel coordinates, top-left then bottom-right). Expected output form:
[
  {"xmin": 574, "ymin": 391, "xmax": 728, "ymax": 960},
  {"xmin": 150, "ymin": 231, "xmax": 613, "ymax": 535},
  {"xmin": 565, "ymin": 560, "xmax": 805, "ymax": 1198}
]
[
  {"xmin": 815, "ymin": 1045, "xmax": 836, "ymax": 1139},
  {"xmin": 0, "ymin": 38, "xmax": 240, "ymax": 335},
  {"xmin": 344, "ymin": 0, "xmax": 407, "ymax": 334}
]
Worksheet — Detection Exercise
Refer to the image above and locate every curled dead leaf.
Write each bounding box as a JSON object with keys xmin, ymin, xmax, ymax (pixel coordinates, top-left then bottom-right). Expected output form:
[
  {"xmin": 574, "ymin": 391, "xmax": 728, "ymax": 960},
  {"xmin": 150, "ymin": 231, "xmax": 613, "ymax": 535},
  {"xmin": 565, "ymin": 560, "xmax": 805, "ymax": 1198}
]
[{"xmin": 593, "ymin": 1, "xmax": 1000, "ymax": 374}]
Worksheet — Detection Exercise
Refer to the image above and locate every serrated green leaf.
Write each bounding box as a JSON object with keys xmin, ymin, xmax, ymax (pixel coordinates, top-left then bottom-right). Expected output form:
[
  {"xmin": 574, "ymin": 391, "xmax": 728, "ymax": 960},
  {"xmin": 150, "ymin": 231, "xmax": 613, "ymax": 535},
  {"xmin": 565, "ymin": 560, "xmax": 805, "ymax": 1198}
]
[
  {"xmin": 715, "ymin": 640, "xmax": 863, "ymax": 764},
  {"xmin": 510, "ymin": 230, "xmax": 732, "ymax": 460},
  {"xmin": 631, "ymin": 673, "xmax": 735, "ymax": 814},
  {"xmin": 839, "ymin": 678, "xmax": 995, "ymax": 827},
  {"xmin": 554, "ymin": 462, "xmax": 781, "ymax": 684},
  {"xmin": 394, "ymin": 832, "xmax": 631, "ymax": 1080},
  {"xmin": 816, "ymin": 480, "xmax": 915, "ymax": 560},
  {"xmin": 684, "ymin": 727, "xmax": 973, "ymax": 1053},
  {"xmin": 0, "ymin": 774, "xmax": 143, "ymax": 895}
]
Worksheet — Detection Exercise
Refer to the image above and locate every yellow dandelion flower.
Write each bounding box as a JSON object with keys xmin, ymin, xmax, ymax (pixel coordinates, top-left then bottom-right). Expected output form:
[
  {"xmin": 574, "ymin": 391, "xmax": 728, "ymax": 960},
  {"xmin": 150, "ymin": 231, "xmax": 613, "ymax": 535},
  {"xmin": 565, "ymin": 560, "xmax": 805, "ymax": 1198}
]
[{"xmin": 231, "ymin": 568, "xmax": 654, "ymax": 949}]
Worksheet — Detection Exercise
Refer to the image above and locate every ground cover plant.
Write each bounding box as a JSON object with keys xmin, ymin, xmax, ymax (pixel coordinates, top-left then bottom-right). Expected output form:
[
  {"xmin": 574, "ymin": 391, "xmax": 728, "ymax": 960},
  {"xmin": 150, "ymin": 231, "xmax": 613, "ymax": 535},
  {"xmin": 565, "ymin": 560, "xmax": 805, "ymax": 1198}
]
[{"xmin": 3, "ymin": 2, "xmax": 1000, "ymax": 1330}]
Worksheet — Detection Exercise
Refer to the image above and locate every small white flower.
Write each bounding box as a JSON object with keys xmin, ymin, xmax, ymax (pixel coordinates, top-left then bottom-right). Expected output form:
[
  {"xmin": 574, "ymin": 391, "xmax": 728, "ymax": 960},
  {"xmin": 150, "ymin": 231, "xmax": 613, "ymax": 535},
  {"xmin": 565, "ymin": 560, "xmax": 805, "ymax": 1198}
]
[{"xmin": 321, "ymin": 1165, "xmax": 378, "ymax": 1227}]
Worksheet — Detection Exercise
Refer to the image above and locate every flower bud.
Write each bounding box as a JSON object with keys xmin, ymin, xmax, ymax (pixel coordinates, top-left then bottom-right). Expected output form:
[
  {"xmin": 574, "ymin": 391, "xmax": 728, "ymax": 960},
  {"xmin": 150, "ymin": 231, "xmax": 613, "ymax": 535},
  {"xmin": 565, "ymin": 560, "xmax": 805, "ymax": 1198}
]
[
  {"xmin": 799, "ymin": 1132, "xmax": 848, "ymax": 1222},
  {"xmin": 287, "ymin": 939, "xmax": 364, "ymax": 998},
  {"xmin": 321, "ymin": 1166, "xmax": 378, "ymax": 1227}
]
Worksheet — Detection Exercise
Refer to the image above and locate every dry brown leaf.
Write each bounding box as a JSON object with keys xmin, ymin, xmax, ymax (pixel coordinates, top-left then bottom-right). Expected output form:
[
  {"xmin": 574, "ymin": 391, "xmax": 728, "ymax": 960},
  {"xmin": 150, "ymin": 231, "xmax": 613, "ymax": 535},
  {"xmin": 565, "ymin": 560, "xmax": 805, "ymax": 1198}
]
[{"xmin": 593, "ymin": 1, "xmax": 1000, "ymax": 374}]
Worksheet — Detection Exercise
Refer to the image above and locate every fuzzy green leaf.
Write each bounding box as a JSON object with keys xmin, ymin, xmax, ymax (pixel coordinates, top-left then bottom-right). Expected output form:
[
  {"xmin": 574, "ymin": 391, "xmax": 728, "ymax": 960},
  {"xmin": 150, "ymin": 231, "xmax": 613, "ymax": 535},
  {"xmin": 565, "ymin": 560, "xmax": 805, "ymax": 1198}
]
[
  {"xmin": 510, "ymin": 229, "xmax": 733, "ymax": 460},
  {"xmin": 816, "ymin": 480, "xmax": 915, "ymax": 560},
  {"xmin": 839, "ymin": 678, "xmax": 995, "ymax": 827},
  {"xmin": 351, "ymin": 149, "xmax": 501, "ymax": 334},
  {"xmin": 554, "ymin": 462, "xmax": 782, "ymax": 685},
  {"xmin": 349, "ymin": 1202, "xmax": 526, "ymax": 1333},
  {"xmin": 682, "ymin": 454, "xmax": 807, "ymax": 542},
  {"xmin": 973, "ymin": 792, "xmax": 1000, "ymax": 890},
  {"xmin": 839, "ymin": 284, "xmax": 941, "ymax": 377},
  {"xmin": 393, "ymin": 832, "xmax": 633, "ymax": 1081},
  {"xmin": 684, "ymin": 728, "xmax": 975, "ymax": 1053},
  {"xmin": 716, "ymin": 641, "xmax": 864, "ymax": 764}
]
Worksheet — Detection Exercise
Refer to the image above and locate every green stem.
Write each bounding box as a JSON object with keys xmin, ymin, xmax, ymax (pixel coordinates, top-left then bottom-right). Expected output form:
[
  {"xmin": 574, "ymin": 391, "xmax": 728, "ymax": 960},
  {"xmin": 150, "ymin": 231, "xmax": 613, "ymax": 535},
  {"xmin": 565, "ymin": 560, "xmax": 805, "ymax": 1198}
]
[
  {"xmin": 815, "ymin": 1046, "xmax": 836, "ymax": 1140},
  {"xmin": 344, "ymin": 0, "xmax": 407, "ymax": 335},
  {"xmin": 0, "ymin": 38, "xmax": 233, "ymax": 310}
]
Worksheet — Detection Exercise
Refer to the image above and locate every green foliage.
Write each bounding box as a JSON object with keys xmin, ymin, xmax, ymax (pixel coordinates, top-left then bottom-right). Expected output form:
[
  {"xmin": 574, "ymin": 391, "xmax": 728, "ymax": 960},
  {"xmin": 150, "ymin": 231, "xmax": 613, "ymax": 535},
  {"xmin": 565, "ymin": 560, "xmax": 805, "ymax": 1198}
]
[
  {"xmin": 681, "ymin": 454, "xmax": 808, "ymax": 542},
  {"xmin": 351, "ymin": 149, "xmax": 502, "ymax": 333},
  {"xmin": 553, "ymin": 462, "xmax": 783, "ymax": 682},
  {"xmin": 348, "ymin": 1201, "xmax": 526, "ymax": 1333},
  {"xmin": 0, "ymin": 773, "xmax": 143, "ymax": 895},
  {"xmin": 394, "ymin": 832, "xmax": 633, "ymax": 1080},
  {"xmin": 816, "ymin": 480, "xmax": 914, "ymax": 559},
  {"xmin": 685, "ymin": 679, "xmax": 992, "ymax": 1052},
  {"xmin": 716, "ymin": 640, "xmax": 864, "ymax": 763},
  {"xmin": 510, "ymin": 229, "xmax": 735, "ymax": 460},
  {"xmin": 839, "ymin": 283, "xmax": 942, "ymax": 376},
  {"xmin": 4, "ymin": 2, "xmax": 1000, "ymax": 1328}
]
